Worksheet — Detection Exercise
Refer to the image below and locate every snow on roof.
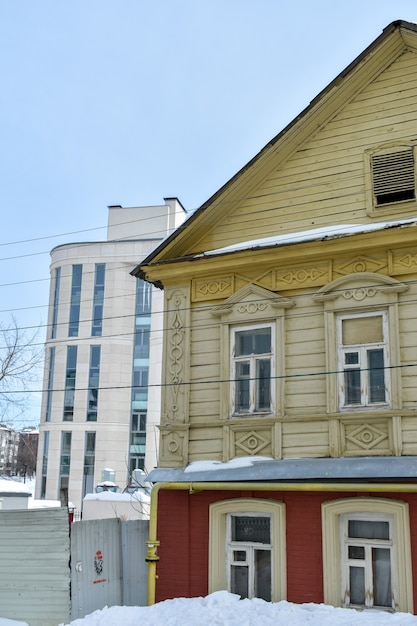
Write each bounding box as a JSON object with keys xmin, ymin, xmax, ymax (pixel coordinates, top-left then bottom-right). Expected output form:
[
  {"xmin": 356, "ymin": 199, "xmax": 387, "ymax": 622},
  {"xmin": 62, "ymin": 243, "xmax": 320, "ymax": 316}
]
[
  {"xmin": 183, "ymin": 456, "xmax": 273, "ymax": 473},
  {"xmin": 198, "ymin": 218, "xmax": 417, "ymax": 258},
  {"xmin": 147, "ymin": 455, "xmax": 417, "ymax": 483},
  {"xmin": 83, "ymin": 490, "xmax": 150, "ymax": 503},
  {"xmin": 0, "ymin": 479, "xmax": 32, "ymax": 496}
]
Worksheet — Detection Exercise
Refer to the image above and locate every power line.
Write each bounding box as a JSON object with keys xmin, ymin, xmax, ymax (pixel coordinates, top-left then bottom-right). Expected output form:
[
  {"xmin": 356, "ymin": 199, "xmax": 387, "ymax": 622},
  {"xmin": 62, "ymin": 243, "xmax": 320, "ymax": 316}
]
[
  {"xmin": 1, "ymin": 276, "xmax": 417, "ymax": 350},
  {"xmin": 2, "ymin": 361, "xmax": 416, "ymax": 396}
]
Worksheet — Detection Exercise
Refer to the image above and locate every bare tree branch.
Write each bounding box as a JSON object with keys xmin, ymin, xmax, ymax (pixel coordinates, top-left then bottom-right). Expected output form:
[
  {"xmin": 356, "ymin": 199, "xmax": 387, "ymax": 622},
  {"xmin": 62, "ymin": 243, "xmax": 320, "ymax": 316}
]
[{"xmin": 0, "ymin": 316, "xmax": 43, "ymax": 424}]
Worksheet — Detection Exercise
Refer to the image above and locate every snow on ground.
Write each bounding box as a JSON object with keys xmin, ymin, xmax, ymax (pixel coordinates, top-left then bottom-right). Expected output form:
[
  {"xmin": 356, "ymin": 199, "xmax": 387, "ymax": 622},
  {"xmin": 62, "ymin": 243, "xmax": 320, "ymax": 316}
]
[
  {"xmin": 60, "ymin": 592, "xmax": 417, "ymax": 626},
  {"xmin": 3, "ymin": 591, "xmax": 417, "ymax": 626},
  {"xmin": 0, "ymin": 591, "xmax": 417, "ymax": 626}
]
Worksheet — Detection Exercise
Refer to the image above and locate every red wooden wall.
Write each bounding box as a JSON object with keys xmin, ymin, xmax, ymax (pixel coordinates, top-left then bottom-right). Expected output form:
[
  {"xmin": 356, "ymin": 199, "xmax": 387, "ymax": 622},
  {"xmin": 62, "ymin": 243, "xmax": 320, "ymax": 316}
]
[{"xmin": 154, "ymin": 488, "xmax": 417, "ymax": 610}]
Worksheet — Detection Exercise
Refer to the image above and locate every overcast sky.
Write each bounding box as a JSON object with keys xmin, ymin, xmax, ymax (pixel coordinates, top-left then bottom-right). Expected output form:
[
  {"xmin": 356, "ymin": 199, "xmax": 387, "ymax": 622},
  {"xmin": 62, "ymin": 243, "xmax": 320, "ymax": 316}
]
[{"xmin": 2, "ymin": 0, "xmax": 417, "ymax": 425}]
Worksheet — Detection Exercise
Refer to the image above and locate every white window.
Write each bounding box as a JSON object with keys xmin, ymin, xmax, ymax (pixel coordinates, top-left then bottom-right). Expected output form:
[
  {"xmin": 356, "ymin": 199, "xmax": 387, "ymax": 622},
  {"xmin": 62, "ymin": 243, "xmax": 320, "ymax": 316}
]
[
  {"xmin": 209, "ymin": 499, "xmax": 286, "ymax": 601},
  {"xmin": 231, "ymin": 324, "xmax": 274, "ymax": 415},
  {"xmin": 341, "ymin": 513, "xmax": 394, "ymax": 610},
  {"xmin": 322, "ymin": 498, "xmax": 413, "ymax": 613},
  {"xmin": 337, "ymin": 311, "xmax": 390, "ymax": 409},
  {"xmin": 226, "ymin": 513, "xmax": 272, "ymax": 601}
]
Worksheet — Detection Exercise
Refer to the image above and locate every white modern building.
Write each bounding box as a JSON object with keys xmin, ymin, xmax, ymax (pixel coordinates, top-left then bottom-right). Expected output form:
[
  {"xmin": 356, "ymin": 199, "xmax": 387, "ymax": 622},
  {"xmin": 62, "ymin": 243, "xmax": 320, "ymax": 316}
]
[{"xmin": 35, "ymin": 198, "xmax": 186, "ymax": 514}]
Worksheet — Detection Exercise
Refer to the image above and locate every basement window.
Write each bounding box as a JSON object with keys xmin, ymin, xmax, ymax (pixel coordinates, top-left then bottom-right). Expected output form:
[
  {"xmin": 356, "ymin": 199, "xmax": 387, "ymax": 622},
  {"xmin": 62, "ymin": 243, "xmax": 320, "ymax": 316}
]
[{"xmin": 371, "ymin": 146, "xmax": 415, "ymax": 207}]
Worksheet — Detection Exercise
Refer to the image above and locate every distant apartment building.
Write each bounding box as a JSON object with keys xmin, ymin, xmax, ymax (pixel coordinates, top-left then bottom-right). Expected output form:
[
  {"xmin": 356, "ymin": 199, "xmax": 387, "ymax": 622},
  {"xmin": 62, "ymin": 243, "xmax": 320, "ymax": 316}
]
[
  {"xmin": 35, "ymin": 199, "xmax": 186, "ymax": 513},
  {"xmin": 0, "ymin": 424, "xmax": 19, "ymax": 475}
]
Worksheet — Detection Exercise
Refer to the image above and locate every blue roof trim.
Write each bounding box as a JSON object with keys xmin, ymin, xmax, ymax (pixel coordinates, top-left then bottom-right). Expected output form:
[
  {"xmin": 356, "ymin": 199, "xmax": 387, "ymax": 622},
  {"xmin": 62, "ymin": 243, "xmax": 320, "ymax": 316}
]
[{"xmin": 147, "ymin": 456, "xmax": 417, "ymax": 483}]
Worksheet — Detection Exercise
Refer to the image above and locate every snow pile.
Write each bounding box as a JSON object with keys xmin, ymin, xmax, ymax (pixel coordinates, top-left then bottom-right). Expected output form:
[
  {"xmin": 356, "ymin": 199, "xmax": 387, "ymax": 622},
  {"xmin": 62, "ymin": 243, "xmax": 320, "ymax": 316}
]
[
  {"xmin": 57, "ymin": 591, "xmax": 417, "ymax": 626},
  {"xmin": 2, "ymin": 591, "xmax": 417, "ymax": 625}
]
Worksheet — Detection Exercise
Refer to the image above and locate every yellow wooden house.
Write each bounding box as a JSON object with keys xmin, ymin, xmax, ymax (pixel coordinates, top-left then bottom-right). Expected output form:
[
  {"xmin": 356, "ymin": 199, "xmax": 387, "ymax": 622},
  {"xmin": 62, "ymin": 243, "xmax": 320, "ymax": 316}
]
[{"xmin": 134, "ymin": 20, "xmax": 417, "ymax": 613}]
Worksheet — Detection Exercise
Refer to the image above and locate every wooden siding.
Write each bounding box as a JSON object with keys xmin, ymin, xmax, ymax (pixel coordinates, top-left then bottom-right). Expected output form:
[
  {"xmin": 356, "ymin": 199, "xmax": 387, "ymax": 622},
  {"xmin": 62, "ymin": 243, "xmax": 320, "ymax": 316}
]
[
  {"xmin": 156, "ymin": 44, "xmax": 417, "ymax": 468},
  {"xmin": 281, "ymin": 420, "xmax": 330, "ymax": 458},
  {"xmin": 199, "ymin": 51, "xmax": 417, "ymax": 252}
]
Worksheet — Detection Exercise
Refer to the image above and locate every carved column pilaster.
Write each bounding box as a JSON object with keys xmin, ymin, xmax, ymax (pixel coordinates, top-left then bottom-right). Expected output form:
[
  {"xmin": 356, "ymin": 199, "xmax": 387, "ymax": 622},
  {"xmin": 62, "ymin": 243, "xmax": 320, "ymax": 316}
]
[{"xmin": 161, "ymin": 287, "xmax": 191, "ymax": 426}]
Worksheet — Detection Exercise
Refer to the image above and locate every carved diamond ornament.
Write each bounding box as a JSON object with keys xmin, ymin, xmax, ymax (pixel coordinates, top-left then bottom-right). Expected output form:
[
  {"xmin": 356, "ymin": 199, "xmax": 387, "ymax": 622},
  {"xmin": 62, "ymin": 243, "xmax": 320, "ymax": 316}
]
[
  {"xmin": 235, "ymin": 430, "xmax": 269, "ymax": 455},
  {"xmin": 346, "ymin": 423, "xmax": 388, "ymax": 450}
]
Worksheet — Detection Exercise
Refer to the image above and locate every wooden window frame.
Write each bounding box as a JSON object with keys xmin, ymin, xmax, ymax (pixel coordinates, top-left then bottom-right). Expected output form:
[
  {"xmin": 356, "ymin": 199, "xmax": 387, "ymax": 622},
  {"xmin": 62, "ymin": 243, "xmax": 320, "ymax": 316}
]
[
  {"xmin": 230, "ymin": 323, "xmax": 275, "ymax": 417},
  {"xmin": 322, "ymin": 498, "xmax": 413, "ymax": 613},
  {"xmin": 209, "ymin": 498, "xmax": 286, "ymax": 602},
  {"xmin": 337, "ymin": 310, "xmax": 391, "ymax": 410}
]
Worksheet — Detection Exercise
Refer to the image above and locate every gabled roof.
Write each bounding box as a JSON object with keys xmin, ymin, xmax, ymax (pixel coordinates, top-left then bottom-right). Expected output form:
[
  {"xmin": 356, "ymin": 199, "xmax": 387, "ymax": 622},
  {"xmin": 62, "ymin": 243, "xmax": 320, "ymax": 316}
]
[{"xmin": 133, "ymin": 20, "xmax": 417, "ymax": 280}]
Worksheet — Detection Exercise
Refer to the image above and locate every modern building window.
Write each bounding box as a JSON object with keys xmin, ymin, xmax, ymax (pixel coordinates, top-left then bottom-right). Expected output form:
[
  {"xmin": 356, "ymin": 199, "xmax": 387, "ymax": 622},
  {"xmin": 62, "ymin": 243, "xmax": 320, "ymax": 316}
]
[
  {"xmin": 337, "ymin": 311, "xmax": 390, "ymax": 409},
  {"xmin": 132, "ymin": 367, "xmax": 148, "ymax": 406},
  {"xmin": 68, "ymin": 264, "xmax": 82, "ymax": 337},
  {"xmin": 209, "ymin": 499, "xmax": 286, "ymax": 602},
  {"xmin": 40, "ymin": 431, "xmax": 49, "ymax": 499},
  {"xmin": 63, "ymin": 345, "xmax": 77, "ymax": 421},
  {"xmin": 59, "ymin": 431, "xmax": 72, "ymax": 500},
  {"xmin": 231, "ymin": 324, "xmax": 274, "ymax": 415},
  {"xmin": 91, "ymin": 264, "xmax": 105, "ymax": 336},
  {"xmin": 87, "ymin": 346, "xmax": 101, "ymax": 422},
  {"xmin": 322, "ymin": 498, "xmax": 413, "ymax": 613},
  {"xmin": 45, "ymin": 347, "xmax": 55, "ymax": 422},
  {"xmin": 129, "ymin": 280, "xmax": 152, "ymax": 476},
  {"xmin": 134, "ymin": 326, "xmax": 150, "ymax": 360},
  {"xmin": 51, "ymin": 267, "xmax": 61, "ymax": 339},
  {"xmin": 129, "ymin": 411, "xmax": 146, "ymax": 474},
  {"xmin": 82, "ymin": 431, "xmax": 96, "ymax": 497},
  {"xmin": 227, "ymin": 513, "xmax": 272, "ymax": 601},
  {"xmin": 135, "ymin": 278, "xmax": 152, "ymax": 316},
  {"xmin": 129, "ymin": 411, "xmax": 146, "ymax": 475}
]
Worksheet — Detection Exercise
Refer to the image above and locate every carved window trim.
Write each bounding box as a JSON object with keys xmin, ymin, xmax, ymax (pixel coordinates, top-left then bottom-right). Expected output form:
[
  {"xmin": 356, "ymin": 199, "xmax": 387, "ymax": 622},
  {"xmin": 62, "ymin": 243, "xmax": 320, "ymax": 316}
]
[
  {"xmin": 209, "ymin": 498, "xmax": 286, "ymax": 602},
  {"xmin": 211, "ymin": 284, "xmax": 294, "ymax": 420},
  {"xmin": 313, "ymin": 273, "xmax": 407, "ymax": 413}
]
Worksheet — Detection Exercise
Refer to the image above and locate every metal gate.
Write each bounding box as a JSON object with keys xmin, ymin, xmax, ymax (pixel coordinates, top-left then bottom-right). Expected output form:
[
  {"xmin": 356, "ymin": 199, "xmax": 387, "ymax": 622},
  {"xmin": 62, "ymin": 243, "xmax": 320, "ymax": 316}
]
[{"xmin": 70, "ymin": 517, "xmax": 149, "ymax": 620}]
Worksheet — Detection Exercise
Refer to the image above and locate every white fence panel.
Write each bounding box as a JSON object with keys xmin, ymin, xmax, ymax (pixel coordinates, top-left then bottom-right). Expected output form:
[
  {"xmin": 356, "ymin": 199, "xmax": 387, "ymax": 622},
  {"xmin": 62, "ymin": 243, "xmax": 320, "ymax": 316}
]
[
  {"xmin": 70, "ymin": 518, "xmax": 148, "ymax": 620},
  {"xmin": 0, "ymin": 507, "xmax": 71, "ymax": 626},
  {"xmin": 121, "ymin": 519, "xmax": 149, "ymax": 606}
]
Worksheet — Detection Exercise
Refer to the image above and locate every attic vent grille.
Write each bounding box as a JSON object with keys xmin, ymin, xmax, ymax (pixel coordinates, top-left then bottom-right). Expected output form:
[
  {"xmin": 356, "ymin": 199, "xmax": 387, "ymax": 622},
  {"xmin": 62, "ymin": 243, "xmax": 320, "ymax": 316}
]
[{"xmin": 372, "ymin": 148, "xmax": 415, "ymax": 206}]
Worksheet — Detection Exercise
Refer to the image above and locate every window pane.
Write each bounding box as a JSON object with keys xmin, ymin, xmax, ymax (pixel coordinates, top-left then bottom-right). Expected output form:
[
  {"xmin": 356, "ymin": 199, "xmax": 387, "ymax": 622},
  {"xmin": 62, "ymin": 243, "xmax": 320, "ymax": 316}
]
[
  {"xmin": 368, "ymin": 349, "xmax": 385, "ymax": 403},
  {"xmin": 256, "ymin": 359, "xmax": 271, "ymax": 410},
  {"xmin": 344, "ymin": 369, "xmax": 361, "ymax": 404},
  {"xmin": 235, "ymin": 328, "xmax": 271, "ymax": 356},
  {"xmin": 231, "ymin": 516, "xmax": 270, "ymax": 543},
  {"xmin": 342, "ymin": 316, "xmax": 383, "ymax": 345},
  {"xmin": 373, "ymin": 547, "xmax": 392, "ymax": 607},
  {"xmin": 348, "ymin": 520, "xmax": 389, "ymax": 540},
  {"xmin": 235, "ymin": 361, "xmax": 250, "ymax": 411},
  {"xmin": 69, "ymin": 264, "xmax": 82, "ymax": 337},
  {"xmin": 349, "ymin": 566, "xmax": 365, "ymax": 605},
  {"xmin": 345, "ymin": 352, "xmax": 359, "ymax": 365},
  {"xmin": 348, "ymin": 545, "xmax": 365, "ymax": 560},
  {"xmin": 255, "ymin": 549, "xmax": 271, "ymax": 602},
  {"xmin": 233, "ymin": 551, "xmax": 247, "ymax": 562},
  {"xmin": 231, "ymin": 565, "xmax": 248, "ymax": 599}
]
